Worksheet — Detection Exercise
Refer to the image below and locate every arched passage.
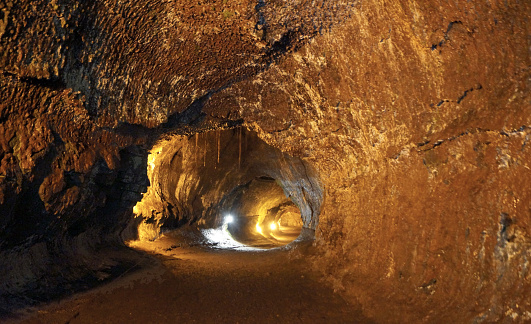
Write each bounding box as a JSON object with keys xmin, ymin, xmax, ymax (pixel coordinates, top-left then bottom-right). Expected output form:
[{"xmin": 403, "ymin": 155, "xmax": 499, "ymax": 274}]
[
  {"xmin": 218, "ymin": 176, "xmax": 304, "ymax": 248},
  {"xmin": 130, "ymin": 127, "xmax": 323, "ymax": 248}
]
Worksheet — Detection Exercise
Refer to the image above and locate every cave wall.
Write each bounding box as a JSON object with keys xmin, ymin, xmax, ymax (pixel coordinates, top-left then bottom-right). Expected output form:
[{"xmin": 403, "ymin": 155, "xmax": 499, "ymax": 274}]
[
  {"xmin": 0, "ymin": 73, "xmax": 150, "ymax": 308},
  {"xmin": 0, "ymin": 0, "xmax": 529, "ymax": 322},
  {"xmin": 201, "ymin": 1, "xmax": 530, "ymax": 322}
]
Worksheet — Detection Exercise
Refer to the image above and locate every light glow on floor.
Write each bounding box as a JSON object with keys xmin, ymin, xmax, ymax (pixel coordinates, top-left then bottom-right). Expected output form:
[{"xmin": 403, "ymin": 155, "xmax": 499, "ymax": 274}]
[{"xmin": 201, "ymin": 224, "xmax": 261, "ymax": 251}]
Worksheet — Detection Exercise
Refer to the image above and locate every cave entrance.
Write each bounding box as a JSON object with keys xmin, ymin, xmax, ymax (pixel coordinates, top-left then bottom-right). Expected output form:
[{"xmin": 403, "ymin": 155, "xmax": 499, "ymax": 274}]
[{"xmin": 129, "ymin": 127, "xmax": 322, "ymax": 250}]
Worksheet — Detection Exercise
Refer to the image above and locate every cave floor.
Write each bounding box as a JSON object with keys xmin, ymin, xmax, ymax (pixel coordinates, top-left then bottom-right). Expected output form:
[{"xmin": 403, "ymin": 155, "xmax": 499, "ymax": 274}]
[{"xmin": 9, "ymin": 235, "xmax": 373, "ymax": 324}]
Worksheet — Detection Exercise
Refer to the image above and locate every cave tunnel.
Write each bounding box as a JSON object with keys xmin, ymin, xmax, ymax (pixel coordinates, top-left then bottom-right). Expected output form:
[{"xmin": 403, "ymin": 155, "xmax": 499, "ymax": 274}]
[
  {"xmin": 1, "ymin": 0, "xmax": 530, "ymax": 323},
  {"xmin": 130, "ymin": 127, "xmax": 321, "ymax": 249}
]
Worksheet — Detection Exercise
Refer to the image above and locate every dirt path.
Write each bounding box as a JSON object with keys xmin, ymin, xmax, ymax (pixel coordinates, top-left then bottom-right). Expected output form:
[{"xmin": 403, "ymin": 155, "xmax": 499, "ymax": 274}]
[{"xmin": 7, "ymin": 235, "xmax": 373, "ymax": 324}]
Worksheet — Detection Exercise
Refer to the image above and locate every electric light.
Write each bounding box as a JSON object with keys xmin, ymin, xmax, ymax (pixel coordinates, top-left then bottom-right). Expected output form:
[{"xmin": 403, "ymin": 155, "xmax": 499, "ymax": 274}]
[
  {"xmin": 269, "ymin": 222, "xmax": 277, "ymax": 231},
  {"xmin": 225, "ymin": 214, "xmax": 234, "ymax": 224},
  {"xmin": 256, "ymin": 223, "xmax": 262, "ymax": 234}
]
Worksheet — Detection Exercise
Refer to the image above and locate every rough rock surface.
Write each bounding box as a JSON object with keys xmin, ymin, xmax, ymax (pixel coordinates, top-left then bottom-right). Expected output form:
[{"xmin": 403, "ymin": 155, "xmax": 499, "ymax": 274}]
[
  {"xmin": 131, "ymin": 128, "xmax": 321, "ymax": 241},
  {"xmin": 0, "ymin": 0, "xmax": 529, "ymax": 322}
]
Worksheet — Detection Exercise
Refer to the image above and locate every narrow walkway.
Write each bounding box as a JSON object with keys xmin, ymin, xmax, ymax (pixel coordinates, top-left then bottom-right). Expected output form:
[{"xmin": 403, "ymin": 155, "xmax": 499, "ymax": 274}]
[{"xmin": 11, "ymin": 235, "xmax": 373, "ymax": 324}]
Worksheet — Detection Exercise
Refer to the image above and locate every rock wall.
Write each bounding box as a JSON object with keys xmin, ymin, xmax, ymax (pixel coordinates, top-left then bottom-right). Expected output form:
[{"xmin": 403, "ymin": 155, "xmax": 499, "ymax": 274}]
[
  {"xmin": 202, "ymin": 1, "xmax": 530, "ymax": 322},
  {"xmin": 0, "ymin": 74, "xmax": 149, "ymax": 311},
  {"xmin": 0, "ymin": 0, "xmax": 529, "ymax": 322}
]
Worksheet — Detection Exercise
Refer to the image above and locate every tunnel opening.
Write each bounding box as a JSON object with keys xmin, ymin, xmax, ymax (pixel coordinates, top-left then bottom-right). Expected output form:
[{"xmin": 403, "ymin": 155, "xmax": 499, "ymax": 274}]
[
  {"xmin": 220, "ymin": 176, "xmax": 303, "ymax": 249},
  {"xmin": 127, "ymin": 127, "xmax": 322, "ymax": 250}
]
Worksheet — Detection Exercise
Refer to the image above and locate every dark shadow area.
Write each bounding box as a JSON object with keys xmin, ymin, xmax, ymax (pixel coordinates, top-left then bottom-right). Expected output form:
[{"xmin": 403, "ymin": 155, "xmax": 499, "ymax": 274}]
[{"xmin": 0, "ymin": 245, "xmax": 155, "ymax": 321}]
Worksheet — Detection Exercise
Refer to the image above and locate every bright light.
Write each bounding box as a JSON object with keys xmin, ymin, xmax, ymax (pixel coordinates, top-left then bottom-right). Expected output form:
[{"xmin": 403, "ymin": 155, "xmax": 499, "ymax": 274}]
[
  {"xmin": 225, "ymin": 215, "xmax": 234, "ymax": 224},
  {"xmin": 269, "ymin": 222, "xmax": 277, "ymax": 231},
  {"xmin": 255, "ymin": 223, "xmax": 262, "ymax": 234},
  {"xmin": 148, "ymin": 154, "xmax": 156, "ymax": 172},
  {"xmin": 201, "ymin": 227, "xmax": 258, "ymax": 251}
]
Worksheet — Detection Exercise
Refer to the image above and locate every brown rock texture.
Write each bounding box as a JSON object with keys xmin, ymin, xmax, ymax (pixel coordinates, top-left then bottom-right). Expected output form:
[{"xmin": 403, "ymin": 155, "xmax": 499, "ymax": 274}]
[
  {"xmin": 130, "ymin": 128, "xmax": 320, "ymax": 243},
  {"xmin": 204, "ymin": 2, "xmax": 530, "ymax": 321},
  {"xmin": 0, "ymin": 0, "xmax": 529, "ymax": 322}
]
